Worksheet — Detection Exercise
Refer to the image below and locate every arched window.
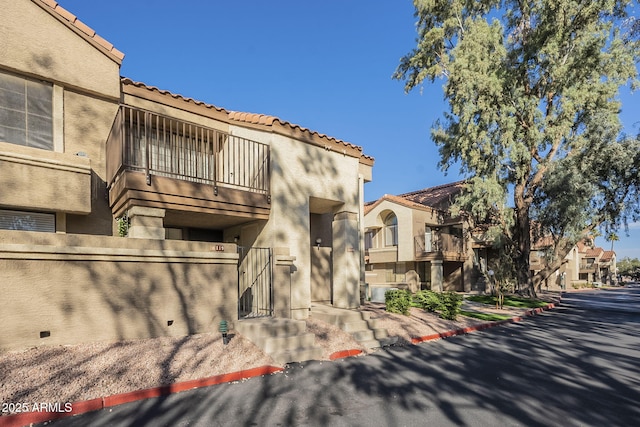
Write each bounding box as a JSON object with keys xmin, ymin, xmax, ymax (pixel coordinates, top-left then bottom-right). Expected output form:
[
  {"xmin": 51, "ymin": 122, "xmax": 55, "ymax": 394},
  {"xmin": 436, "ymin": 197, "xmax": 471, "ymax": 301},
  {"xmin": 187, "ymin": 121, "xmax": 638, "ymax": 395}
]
[{"xmin": 384, "ymin": 213, "xmax": 398, "ymax": 246}]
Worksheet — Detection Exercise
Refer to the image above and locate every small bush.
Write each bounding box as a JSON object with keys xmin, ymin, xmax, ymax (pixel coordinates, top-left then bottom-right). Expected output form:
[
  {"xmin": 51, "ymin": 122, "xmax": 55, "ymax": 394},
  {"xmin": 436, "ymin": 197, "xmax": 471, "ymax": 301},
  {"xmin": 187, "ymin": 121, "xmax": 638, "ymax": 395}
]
[
  {"xmin": 414, "ymin": 290, "xmax": 441, "ymax": 312},
  {"xmin": 439, "ymin": 292, "xmax": 463, "ymax": 320},
  {"xmin": 385, "ymin": 289, "xmax": 412, "ymax": 315},
  {"xmin": 414, "ymin": 290, "xmax": 463, "ymax": 320}
]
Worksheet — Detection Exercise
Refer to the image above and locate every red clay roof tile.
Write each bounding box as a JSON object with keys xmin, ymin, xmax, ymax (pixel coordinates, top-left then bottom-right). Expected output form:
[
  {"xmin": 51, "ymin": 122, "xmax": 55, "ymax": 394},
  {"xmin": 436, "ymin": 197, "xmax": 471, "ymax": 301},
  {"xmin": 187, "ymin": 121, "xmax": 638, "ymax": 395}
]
[
  {"xmin": 398, "ymin": 181, "xmax": 465, "ymax": 209},
  {"xmin": 121, "ymin": 78, "xmax": 373, "ymax": 162},
  {"xmin": 585, "ymin": 247, "xmax": 604, "ymax": 258},
  {"xmin": 121, "ymin": 78, "xmax": 228, "ymax": 113},
  {"xmin": 365, "ymin": 182, "xmax": 465, "ymax": 214}
]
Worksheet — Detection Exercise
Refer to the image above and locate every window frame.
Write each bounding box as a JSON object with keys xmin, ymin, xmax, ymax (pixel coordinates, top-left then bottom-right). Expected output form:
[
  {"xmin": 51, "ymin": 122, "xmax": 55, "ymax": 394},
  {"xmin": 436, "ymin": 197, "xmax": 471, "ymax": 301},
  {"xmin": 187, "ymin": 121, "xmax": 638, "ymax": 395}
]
[
  {"xmin": 0, "ymin": 69, "xmax": 54, "ymax": 151},
  {"xmin": 383, "ymin": 213, "xmax": 398, "ymax": 247}
]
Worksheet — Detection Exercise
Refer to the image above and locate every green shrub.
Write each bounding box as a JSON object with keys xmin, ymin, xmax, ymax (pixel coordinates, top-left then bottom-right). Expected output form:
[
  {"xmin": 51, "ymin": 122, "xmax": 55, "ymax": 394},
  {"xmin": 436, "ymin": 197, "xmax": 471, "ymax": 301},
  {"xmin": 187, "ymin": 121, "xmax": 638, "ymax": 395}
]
[
  {"xmin": 414, "ymin": 290, "xmax": 462, "ymax": 320},
  {"xmin": 385, "ymin": 289, "xmax": 412, "ymax": 315},
  {"xmin": 439, "ymin": 292, "xmax": 463, "ymax": 320},
  {"xmin": 414, "ymin": 290, "xmax": 441, "ymax": 312}
]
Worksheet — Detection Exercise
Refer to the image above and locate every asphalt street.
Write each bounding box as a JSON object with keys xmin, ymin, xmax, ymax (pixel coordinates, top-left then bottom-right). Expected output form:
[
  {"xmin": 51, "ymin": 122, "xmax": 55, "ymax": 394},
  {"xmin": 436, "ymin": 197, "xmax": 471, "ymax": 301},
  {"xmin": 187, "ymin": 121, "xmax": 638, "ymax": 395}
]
[{"xmin": 45, "ymin": 288, "xmax": 640, "ymax": 427}]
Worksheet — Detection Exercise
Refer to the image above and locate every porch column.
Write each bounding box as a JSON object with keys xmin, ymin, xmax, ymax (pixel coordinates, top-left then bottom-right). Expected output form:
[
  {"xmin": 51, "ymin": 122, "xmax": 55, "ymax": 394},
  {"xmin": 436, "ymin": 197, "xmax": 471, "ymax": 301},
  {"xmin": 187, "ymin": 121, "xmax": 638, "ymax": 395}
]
[
  {"xmin": 127, "ymin": 206, "xmax": 165, "ymax": 239},
  {"xmin": 332, "ymin": 211, "xmax": 360, "ymax": 308},
  {"xmin": 431, "ymin": 259, "xmax": 444, "ymax": 292},
  {"xmin": 273, "ymin": 247, "xmax": 295, "ymax": 318}
]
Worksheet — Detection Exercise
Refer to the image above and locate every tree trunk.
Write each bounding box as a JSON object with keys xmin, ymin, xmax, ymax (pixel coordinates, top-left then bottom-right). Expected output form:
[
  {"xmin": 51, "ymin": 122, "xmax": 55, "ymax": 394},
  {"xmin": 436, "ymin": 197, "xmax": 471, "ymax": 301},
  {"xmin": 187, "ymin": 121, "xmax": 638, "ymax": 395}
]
[
  {"xmin": 532, "ymin": 238, "xmax": 578, "ymax": 292},
  {"xmin": 513, "ymin": 195, "xmax": 536, "ymax": 298}
]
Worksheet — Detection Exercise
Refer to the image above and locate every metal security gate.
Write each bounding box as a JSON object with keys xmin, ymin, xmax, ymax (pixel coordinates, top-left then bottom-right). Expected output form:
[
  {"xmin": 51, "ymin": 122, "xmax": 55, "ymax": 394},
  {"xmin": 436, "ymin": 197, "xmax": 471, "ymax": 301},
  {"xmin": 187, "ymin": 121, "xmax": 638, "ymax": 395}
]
[{"xmin": 238, "ymin": 247, "xmax": 273, "ymax": 318}]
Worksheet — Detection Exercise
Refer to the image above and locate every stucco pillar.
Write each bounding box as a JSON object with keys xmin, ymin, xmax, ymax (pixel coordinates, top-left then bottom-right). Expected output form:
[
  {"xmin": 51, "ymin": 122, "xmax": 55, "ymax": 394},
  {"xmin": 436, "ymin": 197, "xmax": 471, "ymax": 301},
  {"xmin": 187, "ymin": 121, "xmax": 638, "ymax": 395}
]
[
  {"xmin": 358, "ymin": 174, "xmax": 366, "ymax": 289},
  {"xmin": 273, "ymin": 247, "xmax": 296, "ymax": 318},
  {"xmin": 332, "ymin": 211, "xmax": 360, "ymax": 308},
  {"xmin": 431, "ymin": 259, "xmax": 444, "ymax": 292},
  {"xmin": 127, "ymin": 206, "xmax": 165, "ymax": 239}
]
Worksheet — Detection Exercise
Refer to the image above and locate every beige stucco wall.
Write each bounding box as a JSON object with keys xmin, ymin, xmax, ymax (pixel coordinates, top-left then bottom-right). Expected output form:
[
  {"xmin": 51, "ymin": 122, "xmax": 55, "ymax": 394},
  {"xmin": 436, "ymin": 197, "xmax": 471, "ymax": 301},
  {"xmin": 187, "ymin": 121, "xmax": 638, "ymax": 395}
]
[
  {"xmin": 63, "ymin": 90, "xmax": 119, "ymax": 235},
  {"xmin": 364, "ymin": 200, "xmax": 415, "ymax": 262},
  {"xmin": 229, "ymin": 124, "xmax": 363, "ymax": 316},
  {"xmin": 0, "ymin": 142, "xmax": 91, "ymax": 214},
  {"xmin": 0, "ymin": 231, "xmax": 239, "ymax": 352},
  {"xmin": 0, "ymin": 0, "xmax": 120, "ymax": 100},
  {"xmin": 1, "ymin": 0, "xmax": 122, "ymax": 235}
]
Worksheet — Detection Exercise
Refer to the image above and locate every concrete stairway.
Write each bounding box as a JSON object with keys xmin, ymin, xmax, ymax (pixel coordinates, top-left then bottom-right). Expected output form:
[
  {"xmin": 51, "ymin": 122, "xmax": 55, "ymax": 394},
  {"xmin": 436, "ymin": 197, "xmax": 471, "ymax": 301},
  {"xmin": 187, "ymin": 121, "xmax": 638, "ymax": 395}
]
[
  {"xmin": 235, "ymin": 318, "xmax": 323, "ymax": 365},
  {"xmin": 310, "ymin": 305, "xmax": 397, "ymax": 349}
]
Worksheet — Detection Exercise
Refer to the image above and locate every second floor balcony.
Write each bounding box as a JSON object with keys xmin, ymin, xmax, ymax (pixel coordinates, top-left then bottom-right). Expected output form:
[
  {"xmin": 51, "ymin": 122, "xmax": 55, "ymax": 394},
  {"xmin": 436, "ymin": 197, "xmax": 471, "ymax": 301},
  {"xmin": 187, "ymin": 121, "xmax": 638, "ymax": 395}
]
[
  {"xmin": 107, "ymin": 106, "xmax": 270, "ymax": 223},
  {"xmin": 579, "ymin": 261, "xmax": 597, "ymax": 272},
  {"xmin": 415, "ymin": 231, "xmax": 465, "ymax": 262}
]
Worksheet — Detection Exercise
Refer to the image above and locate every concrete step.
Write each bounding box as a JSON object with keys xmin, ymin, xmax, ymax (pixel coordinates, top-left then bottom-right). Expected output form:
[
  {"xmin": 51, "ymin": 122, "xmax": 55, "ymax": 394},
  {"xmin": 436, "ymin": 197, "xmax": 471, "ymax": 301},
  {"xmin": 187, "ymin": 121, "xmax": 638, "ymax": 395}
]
[
  {"xmin": 269, "ymin": 346, "xmax": 324, "ymax": 365},
  {"xmin": 236, "ymin": 318, "xmax": 307, "ymax": 339},
  {"xmin": 342, "ymin": 319, "xmax": 379, "ymax": 333},
  {"xmin": 351, "ymin": 328, "xmax": 390, "ymax": 343},
  {"xmin": 236, "ymin": 317, "xmax": 323, "ymax": 365},
  {"xmin": 310, "ymin": 308, "xmax": 371, "ymax": 326},
  {"xmin": 255, "ymin": 333, "xmax": 317, "ymax": 354},
  {"xmin": 310, "ymin": 305, "xmax": 395, "ymax": 350}
]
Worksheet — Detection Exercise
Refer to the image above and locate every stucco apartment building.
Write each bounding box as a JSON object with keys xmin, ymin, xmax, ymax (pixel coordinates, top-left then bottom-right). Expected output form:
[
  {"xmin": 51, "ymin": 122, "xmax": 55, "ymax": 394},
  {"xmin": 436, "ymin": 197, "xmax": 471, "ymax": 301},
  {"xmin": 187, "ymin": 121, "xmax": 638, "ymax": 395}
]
[
  {"xmin": 531, "ymin": 238, "xmax": 617, "ymax": 290},
  {"xmin": 363, "ymin": 182, "xmax": 488, "ymax": 298},
  {"xmin": 0, "ymin": 0, "xmax": 373, "ymax": 354}
]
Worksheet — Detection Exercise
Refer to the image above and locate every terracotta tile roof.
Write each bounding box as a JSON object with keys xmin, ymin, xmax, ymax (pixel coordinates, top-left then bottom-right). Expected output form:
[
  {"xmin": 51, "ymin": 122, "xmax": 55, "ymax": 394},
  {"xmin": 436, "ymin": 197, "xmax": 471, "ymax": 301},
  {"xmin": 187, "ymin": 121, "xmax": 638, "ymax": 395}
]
[
  {"xmin": 365, "ymin": 181, "xmax": 465, "ymax": 215},
  {"xmin": 398, "ymin": 181, "xmax": 466, "ymax": 209},
  {"xmin": 122, "ymin": 78, "xmax": 227, "ymax": 113},
  {"xmin": 227, "ymin": 111, "xmax": 371, "ymax": 160},
  {"xmin": 121, "ymin": 78, "xmax": 373, "ymax": 163},
  {"xmin": 600, "ymin": 250, "xmax": 615, "ymax": 262},
  {"xmin": 364, "ymin": 193, "xmax": 434, "ymax": 215},
  {"xmin": 584, "ymin": 247, "xmax": 604, "ymax": 258},
  {"xmin": 34, "ymin": 0, "xmax": 124, "ymax": 64},
  {"xmin": 531, "ymin": 235, "xmax": 554, "ymax": 250}
]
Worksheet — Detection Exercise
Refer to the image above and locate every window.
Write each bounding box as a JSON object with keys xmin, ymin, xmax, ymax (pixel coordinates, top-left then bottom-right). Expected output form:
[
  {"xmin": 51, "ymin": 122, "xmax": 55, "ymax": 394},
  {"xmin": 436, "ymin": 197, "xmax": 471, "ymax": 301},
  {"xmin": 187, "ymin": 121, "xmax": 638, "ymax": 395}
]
[
  {"xmin": 424, "ymin": 226, "xmax": 432, "ymax": 252},
  {"xmin": 365, "ymin": 230, "xmax": 374, "ymax": 250},
  {"xmin": 0, "ymin": 209, "xmax": 55, "ymax": 232},
  {"xmin": 0, "ymin": 70, "xmax": 53, "ymax": 150},
  {"xmin": 384, "ymin": 213, "xmax": 398, "ymax": 247}
]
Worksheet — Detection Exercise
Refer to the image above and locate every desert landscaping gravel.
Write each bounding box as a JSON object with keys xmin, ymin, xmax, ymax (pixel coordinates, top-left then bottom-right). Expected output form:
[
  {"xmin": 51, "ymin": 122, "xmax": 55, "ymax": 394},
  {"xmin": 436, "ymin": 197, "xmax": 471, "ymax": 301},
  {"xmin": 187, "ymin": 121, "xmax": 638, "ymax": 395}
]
[{"xmin": 0, "ymin": 296, "xmax": 557, "ymax": 416}]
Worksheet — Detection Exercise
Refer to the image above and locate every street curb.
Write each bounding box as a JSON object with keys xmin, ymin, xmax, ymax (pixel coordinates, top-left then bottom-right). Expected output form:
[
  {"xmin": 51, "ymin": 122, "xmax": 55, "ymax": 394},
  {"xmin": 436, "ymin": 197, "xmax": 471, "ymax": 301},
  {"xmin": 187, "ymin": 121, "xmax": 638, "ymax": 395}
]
[
  {"xmin": 411, "ymin": 300, "xmax": 559, "ymax": 344},
  {"xmin": 329, "ymin": 349, "xmax": 364, "ymax": 360},
  {"xmin": 1, "ymin": 365, "xmax": 283, "ymax": 427}
]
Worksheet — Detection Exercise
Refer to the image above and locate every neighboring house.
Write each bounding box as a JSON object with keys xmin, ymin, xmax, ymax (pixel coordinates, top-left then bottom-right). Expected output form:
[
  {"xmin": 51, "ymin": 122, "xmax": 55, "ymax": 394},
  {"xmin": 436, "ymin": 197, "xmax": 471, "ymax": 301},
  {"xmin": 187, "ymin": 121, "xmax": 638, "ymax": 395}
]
[
  {"xmin": 363, "ymin": 182, "xmax": 486, "ymax": 299},
  {"xmin": 530, "ymin": 238, "xmax": 617, "ymax": 290},
  {"xmin": 0, "ymin": 0, "xmax": 373, "ymax": 351}
]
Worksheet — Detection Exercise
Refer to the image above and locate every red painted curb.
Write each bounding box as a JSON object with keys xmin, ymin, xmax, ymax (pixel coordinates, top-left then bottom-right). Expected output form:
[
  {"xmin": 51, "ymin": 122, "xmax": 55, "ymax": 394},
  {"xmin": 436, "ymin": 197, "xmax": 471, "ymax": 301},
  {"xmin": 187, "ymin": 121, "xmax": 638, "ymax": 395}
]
[
  {"xmin": 329, "ymin": 349, "xmax": 363, "ymax": 360},
  {"xmin": 1, "ymin": 365, "xmax": 283, "ymax": 427},
  {"xmin": 411, "ymin": 299, "xmax": 560, "ymax": 345}
]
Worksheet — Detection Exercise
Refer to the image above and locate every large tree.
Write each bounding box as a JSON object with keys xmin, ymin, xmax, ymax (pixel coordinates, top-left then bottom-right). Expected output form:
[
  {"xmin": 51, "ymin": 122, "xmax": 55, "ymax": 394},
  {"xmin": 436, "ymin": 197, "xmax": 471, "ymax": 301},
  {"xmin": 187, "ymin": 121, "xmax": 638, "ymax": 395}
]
[
  {"xmin": 618, "ymin": 256, "xmax": 640, "ymax": 280},
  {"xmin": 395, "ymin": 0, "xmax": 640, "ymax": 296}
]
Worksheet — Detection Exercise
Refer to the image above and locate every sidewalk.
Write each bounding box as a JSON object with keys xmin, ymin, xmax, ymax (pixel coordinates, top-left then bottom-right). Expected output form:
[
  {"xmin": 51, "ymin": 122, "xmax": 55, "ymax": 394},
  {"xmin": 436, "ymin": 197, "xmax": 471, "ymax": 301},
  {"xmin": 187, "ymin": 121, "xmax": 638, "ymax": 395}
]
[{"xmin": 1, "ymin": 293, "xmax": 561, "ymax": 427}]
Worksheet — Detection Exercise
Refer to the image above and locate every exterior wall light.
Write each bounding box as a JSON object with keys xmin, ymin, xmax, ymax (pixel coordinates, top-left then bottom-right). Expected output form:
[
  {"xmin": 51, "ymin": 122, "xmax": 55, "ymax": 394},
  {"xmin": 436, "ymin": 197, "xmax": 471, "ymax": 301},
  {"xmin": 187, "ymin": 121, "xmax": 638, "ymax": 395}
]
[{"xmin": 315, "ymin": 238, "xmax": 322, "ymax": 249}]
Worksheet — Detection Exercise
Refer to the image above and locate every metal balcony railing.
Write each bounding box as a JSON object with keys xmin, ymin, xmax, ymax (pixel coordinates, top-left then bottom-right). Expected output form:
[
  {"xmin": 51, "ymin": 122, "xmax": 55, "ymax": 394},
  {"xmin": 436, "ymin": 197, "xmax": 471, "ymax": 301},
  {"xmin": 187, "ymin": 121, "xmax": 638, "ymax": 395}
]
[
  {"xmin": 415, "ymin": 232, "xmax": 463, "ymax": 256},
  {"xmin": 580, "ymin": 262, "xmax": 596, "ymax": 270},
  {"xmin": 107, "ymin": 106, "xmax": 270, "ymax": 195}
]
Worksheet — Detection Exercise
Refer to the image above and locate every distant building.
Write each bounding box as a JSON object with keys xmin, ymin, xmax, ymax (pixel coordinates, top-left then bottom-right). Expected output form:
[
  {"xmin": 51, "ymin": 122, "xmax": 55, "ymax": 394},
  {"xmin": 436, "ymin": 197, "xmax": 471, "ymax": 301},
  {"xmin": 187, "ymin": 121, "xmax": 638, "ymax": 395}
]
[
  {"xmin": 531, "ymin": 237, "xmax": 617, "ymax": 290},
  {"xmin": 363, "ymin": 182, "xmax": 489, "ymax": 299}
]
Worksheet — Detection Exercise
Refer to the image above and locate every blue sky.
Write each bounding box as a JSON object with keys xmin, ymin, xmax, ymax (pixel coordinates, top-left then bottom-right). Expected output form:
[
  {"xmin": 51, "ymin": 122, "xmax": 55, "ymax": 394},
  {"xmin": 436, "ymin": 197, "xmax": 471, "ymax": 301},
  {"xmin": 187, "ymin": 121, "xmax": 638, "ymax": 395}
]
[{"xmin": 55, "ymin": 0, "xmax": 639, "ymax": 259}]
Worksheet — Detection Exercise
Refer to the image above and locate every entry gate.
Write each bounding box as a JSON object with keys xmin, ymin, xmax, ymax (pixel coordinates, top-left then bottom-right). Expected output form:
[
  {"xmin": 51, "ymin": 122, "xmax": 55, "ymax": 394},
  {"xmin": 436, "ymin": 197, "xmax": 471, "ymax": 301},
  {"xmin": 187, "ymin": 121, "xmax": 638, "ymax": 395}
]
[{"xmin": 238, "ymin": 247, "xmax": 273, "ymax": 318}]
